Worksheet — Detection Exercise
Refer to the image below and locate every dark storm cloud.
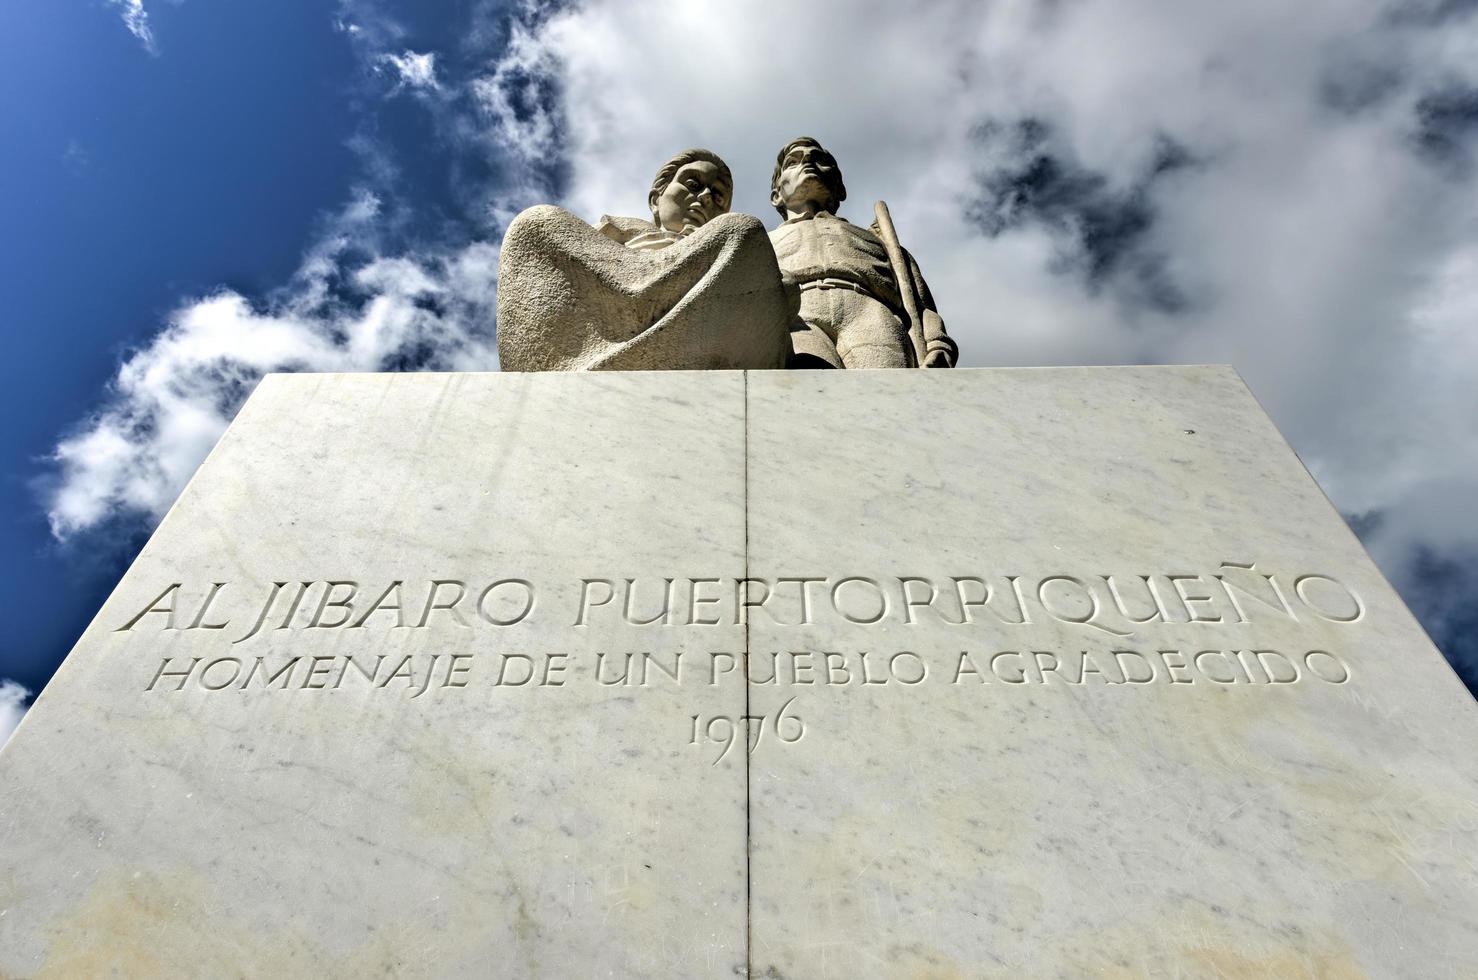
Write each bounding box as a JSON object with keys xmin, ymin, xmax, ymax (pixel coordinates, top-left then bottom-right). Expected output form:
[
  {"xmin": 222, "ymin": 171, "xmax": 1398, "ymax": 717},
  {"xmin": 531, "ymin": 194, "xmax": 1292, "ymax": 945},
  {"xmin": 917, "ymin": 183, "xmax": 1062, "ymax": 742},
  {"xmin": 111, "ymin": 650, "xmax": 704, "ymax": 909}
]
[
  {"xmin": 1319, "ymin": 57, "xmax": 1404, "ymax": 115},
  {"xmin": 1404, "ymin": 544, "xmax": 1478, "ymax": 689},
  {"xmin": 965, "ymin": 119, "xmax": 1197, "ymax": 314},
  {"xmin": 1413, "ymin": 85, "xmax": 1478, "ymax": 175},
  {"xmin": 1383, "ymin": 0, "xmax": 1478, "ymax": 27}
]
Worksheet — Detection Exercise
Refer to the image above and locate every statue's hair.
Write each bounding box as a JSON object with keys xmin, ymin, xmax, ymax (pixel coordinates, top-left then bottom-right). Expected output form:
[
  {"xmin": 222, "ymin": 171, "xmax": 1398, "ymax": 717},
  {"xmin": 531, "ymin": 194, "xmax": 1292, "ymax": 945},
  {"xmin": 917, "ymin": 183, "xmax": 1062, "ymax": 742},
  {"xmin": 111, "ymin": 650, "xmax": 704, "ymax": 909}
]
[
  {"xmin": 648, "ymin": 148, "xmax": 733, "ymax": 217},
  {"xmin": 770, "ymin": 136, "xmax": 846, "ymax": 216}
]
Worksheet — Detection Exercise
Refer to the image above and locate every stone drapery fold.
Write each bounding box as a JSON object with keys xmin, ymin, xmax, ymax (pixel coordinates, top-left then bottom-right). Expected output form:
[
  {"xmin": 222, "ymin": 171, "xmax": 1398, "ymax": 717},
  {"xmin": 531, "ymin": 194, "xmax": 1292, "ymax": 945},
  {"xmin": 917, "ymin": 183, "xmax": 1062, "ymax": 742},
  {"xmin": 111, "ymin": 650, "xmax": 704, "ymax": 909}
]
[{"xmin": 496, "ymin": 206, "xmax": 795, "ymax": 372}]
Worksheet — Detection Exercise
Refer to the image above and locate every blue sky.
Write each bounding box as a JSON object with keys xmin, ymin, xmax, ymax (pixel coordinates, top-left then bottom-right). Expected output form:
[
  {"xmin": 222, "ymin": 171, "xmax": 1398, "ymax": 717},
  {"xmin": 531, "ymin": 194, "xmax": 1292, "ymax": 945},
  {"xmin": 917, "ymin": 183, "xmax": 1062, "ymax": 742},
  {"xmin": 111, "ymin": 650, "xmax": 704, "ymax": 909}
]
[
  {"xmin": 1, "ymin": 3, "xmax": 342, "ymax": 688},
  {"xmin": 2, "ymin": 0, "xmax": 1477, "ymax": 735},
  {"xmin": 1, "ymin": 0, "xmax": 486, "ymax": 707}
]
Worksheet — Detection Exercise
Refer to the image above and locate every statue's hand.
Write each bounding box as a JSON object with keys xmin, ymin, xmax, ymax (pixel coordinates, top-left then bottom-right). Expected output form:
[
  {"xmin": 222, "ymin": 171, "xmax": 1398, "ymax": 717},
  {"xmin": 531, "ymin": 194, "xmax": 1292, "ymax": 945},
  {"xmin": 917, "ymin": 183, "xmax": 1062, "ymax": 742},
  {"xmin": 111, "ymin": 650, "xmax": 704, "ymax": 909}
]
[{"xmin": 923, "ymin": 348, "xmax": 954, "ymax": 368}]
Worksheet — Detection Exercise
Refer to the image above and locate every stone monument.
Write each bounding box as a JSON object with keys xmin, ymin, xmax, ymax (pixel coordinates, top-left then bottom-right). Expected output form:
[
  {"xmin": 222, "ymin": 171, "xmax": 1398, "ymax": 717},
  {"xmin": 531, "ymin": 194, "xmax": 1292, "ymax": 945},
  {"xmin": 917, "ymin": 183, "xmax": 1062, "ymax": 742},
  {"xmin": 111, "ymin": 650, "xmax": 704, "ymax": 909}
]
[
  {"xmin": 495, "ymin": 148, "xmax": 794, "ymax": 372},
  {"xmin": 2, "ymin": 141, "xmax": 1476, "ymax": 979},
  {"xmin": 768, "ymin": 136, "xmax": 957, "ymax": 369}
]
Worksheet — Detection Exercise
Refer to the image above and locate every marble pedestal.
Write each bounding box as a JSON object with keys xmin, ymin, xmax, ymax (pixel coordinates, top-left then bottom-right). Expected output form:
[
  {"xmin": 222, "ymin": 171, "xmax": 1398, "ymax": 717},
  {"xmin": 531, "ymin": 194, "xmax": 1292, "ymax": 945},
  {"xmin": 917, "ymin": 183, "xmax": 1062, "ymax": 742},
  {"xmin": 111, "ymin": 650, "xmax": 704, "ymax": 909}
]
[{"xmin": 1, "ymin": 367, "xmax": 1475, "ymax": 978}]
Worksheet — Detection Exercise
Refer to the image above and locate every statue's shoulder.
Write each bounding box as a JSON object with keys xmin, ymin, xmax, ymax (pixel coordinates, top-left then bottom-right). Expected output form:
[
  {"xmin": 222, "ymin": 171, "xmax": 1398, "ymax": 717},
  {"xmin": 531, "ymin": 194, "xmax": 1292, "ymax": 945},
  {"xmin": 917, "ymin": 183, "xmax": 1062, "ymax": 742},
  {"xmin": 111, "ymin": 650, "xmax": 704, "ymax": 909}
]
[{"xmin": 594, "ymin": 214, "xmax": 657, "ymax": 246}]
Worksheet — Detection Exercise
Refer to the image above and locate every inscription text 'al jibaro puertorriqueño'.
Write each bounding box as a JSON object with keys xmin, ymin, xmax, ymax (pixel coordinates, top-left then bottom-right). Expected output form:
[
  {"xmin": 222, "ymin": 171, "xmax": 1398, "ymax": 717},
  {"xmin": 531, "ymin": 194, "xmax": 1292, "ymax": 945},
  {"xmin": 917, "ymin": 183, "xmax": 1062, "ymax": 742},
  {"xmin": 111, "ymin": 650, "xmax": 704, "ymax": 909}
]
[{"xmin": 115, "ymin": 563, "xmax": 1363, "ymax": 764}]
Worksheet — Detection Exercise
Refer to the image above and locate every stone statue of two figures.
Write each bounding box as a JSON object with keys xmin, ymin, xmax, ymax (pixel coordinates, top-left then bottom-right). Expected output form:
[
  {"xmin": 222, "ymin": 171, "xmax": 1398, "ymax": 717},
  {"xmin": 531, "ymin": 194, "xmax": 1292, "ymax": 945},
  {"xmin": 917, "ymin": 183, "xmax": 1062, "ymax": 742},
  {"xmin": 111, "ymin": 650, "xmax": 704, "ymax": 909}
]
[{"xmin": 496, "ymin": 138, "xmax": 958, "ymax": 372}]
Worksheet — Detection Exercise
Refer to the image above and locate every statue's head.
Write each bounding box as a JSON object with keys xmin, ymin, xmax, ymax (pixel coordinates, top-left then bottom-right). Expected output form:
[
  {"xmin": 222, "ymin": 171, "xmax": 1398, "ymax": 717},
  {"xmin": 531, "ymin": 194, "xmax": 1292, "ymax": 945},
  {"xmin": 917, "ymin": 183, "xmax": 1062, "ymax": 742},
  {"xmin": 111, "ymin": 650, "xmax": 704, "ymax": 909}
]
[
  {"xmin": 770, "ymin": 137, "xmax": 846, "ymax": 218},
  {"xmin": 648, "ymin": 148, "xmax": 733, "ymax": 235}
]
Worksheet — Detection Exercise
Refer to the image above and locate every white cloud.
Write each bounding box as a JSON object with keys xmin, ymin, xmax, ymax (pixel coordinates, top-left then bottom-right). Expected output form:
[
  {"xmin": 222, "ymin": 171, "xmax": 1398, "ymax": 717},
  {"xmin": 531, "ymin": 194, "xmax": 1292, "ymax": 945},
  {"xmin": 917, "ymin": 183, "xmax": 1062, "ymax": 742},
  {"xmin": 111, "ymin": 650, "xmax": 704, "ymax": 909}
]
[
  {"xmin": 107, "ymin": 0, "xmax": 157, "ymax": 54},
  {"xmin": 45, "ymin": 192, "xmax": 499, "ymax": 538},
  {"xmin": 468, "ymin": 18, "xmax": 568, "ymax": 226},
  {"xmin": 472, "ymin": 24, "xmax": 559, "ymax": 164},
  {"xmin": 379, "ymin": 50, "xmax": 440, "ymax": 91},
  {"xmin": 48, "ymin": 0, "xmax": 1478, "ymax": 637},
  {"xmin": 509, "ymin": 0, "xmax": 1478, "ymax": 601},
  {"xmin": 0, "ymin": 680, "xmax": 30, "ymax": 748}
]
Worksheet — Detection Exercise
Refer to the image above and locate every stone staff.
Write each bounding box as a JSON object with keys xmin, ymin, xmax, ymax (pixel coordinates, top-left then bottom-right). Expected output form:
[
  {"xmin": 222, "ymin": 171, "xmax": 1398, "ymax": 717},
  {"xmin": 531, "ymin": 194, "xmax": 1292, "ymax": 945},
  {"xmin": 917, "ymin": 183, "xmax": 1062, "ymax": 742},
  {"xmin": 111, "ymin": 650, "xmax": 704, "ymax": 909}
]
[{"xmin": 872, "ymin": 200, "xmax": 928, "ymax": 368}]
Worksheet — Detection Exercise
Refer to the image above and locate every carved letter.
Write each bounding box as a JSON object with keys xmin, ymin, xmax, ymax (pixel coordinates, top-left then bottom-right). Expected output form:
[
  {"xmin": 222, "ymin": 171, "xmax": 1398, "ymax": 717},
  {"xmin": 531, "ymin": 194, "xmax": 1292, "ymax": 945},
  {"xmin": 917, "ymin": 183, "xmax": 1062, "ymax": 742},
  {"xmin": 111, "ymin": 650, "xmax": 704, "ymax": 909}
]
[
  {"xmin": 309, "ymin": 581, "xmax": 359, "ymax": 629},
  {"xmin": 1112, "ymin": 650, "xmax": 1155, "ymax": 684},
  {"xmin": 575, "ymin": 579, "xmax": 615, "ymax": 626},
  {"xmin": 350, "ymin": 581, "xmax": 406, "ymax": 629},
  {"xmin": 240, "ymin": 656, "xmax": 302, "ymax": 689},
  {"xmin": 1167, "ymin": 575, "xmax": 1226, "ymax": 623},
  {"xmin": 233, "ymin": 582, "xmax": 284, "ymax": 644},
  {"xmin": 117, "ymin": 583, "xmax": 183, "ymax": 632},
  {"xmin": 1102, "ymin": 575, "xmax": 1163, "ymax": 625},
  {"xmin": 416, "ymin": 580, "xmax": 470, "ymax": 628},
  {"xmin": 735, "ymin": 578, "xmax": 773, "ymax": 626},
  {"xmin": 825, "ymin": 652, "xmax": 852, "ymax": 685},
  {"xmin": 595, "ymin": 652, "xmax": 631, "ymax": 685},
  {"xmin": 1215, "ymin": 562, "xmax": 1297, "ymax": 624},
  {"xmin": 622, "ymin": 578, "xmax": 675, "ymax": 626},
  {"xmin": 187, "ymin": 583, "xmax": 232, "ymax": 630},
  {"xmin": 989, "ymin": 652, "xmax": 1026, "ymax": 684},
  {"xmin": 443, "ymin": 654, "xmax": 473, "ymax": 688},
  {"xmin": 495, "ymin": 654, "xmax": 535, "ymax": 686},
  {"xmin": 639, "ymin": 651, "xmax": 682, "ymax": 686},
  {"xmin": 145, "ymin": 656, "xmax": 199, "ymax": 691},
  {"xmin": 541, "ymin": 653, "xmax": 570, "ymax": 687},
  {"xmin": 1156, "ymin": 650, "xmax": 1194, "ymax": 684},
  {"xmin": 891, "ymin": 652, "xmax": 926, "ymax": 684},
  {"xmin": 302, "ymin": 655, "xmax": 336, "ymax": 690},
  {"xmin": 1303, "ymin": 650, "xmax": 1350, "ymax": 683},
  {"xmin": 953, "ymin": 651, "xmax": 986, "ymax": 684},
  {"xmin": 1254, "ymin": 650, "xmax": 1299, "ymax": 683},
  {"xmin": 776, "ymin": 577, "xmax": 825, "ymax": 625},
  {"xmin": 199, "ymin": 657, "xmax": 243, "ymax": 690},
  {"xmin": 1193, "ymin": 650, "xmax": 1238, "ymax": 684},
  {"xmin": 1292, "ymin": 576, "xmax": 1363, "ymax": 623},
  {"xmin": 478, "ymin": 579, "xmax": 535, "ymax": 626},
  {"xmin": 832, "ymin": 578, "xmax": 888, "ymax": 625},
  {"xmin": 901, "ymin": 577, "xmax": 953, "ymax": 624},
  {"xmin": 709, "ymin": 652, "xmax": 737, "ymax": 685}
]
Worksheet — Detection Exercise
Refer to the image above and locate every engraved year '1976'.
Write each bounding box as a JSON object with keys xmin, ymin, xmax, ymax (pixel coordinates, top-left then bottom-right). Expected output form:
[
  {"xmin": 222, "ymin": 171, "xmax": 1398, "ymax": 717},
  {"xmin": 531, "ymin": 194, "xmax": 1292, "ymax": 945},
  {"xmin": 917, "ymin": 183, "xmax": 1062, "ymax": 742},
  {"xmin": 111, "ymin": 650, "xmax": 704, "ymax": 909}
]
[{"xmin": 690, "ymin": 696, "xmax": 805, "ymax": 765}]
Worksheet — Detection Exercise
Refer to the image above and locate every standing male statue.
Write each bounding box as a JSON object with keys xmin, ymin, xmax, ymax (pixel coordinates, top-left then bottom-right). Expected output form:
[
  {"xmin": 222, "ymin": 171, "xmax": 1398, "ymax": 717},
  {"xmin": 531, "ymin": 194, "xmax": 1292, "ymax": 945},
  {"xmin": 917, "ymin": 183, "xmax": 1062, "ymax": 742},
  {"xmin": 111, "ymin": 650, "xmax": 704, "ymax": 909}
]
[{"xmin": 768, "ymin": 137, "xmax": 957, "ymax": 369}]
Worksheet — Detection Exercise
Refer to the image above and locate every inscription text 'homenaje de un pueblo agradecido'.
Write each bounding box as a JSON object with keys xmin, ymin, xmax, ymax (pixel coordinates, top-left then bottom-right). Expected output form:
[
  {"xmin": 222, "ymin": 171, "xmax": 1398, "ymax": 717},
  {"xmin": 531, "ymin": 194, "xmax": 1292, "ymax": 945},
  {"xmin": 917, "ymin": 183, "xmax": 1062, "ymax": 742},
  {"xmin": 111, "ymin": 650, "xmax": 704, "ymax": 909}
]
[{"xmin": 116, "ymin": 565, "xmax": 1362, "ymax": 763}]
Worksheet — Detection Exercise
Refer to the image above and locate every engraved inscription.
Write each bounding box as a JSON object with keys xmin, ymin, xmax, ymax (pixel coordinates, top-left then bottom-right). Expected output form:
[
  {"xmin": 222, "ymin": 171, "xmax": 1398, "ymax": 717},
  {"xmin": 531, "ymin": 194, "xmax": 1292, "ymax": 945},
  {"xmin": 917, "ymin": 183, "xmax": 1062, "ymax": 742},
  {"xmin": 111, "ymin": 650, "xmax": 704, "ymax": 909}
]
[
  {"xmin": 690, "ymin": 697, "xmax": 805, "ymax": 765},
  {"xmin": 113, "ymin": 563, "xmax": 1365, "ymax": 638},
  {"xmin": 117, "ymin": 560, "xmax": 1369, "ymax": 762}
]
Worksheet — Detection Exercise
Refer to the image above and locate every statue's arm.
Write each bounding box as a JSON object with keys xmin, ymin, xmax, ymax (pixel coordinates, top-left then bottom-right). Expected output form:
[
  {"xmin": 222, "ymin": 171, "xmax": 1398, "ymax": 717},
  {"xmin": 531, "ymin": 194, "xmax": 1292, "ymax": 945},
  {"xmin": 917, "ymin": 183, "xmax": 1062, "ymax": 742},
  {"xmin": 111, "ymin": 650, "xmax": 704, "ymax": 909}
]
[{"xmin": 907, "ymin": 250, "xmax": 958, "ymax": 368}]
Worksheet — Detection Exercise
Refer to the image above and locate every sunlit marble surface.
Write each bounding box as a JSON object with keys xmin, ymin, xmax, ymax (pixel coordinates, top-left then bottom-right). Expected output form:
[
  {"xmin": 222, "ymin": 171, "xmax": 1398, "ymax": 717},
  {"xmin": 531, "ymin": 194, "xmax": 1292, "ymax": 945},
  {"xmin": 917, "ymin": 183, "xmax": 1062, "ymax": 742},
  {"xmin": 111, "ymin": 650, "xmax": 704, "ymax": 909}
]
[
  {"xmin": 0, "ymin": 372, "xmax": 749, "ymax": 978},
  {"xmin": 745, "ymin": 367, "xmax": 1478, "ymax": 978},
  {"xmin": 2, "ymin": 367, "xmax": 1475, "ymax": 978}
]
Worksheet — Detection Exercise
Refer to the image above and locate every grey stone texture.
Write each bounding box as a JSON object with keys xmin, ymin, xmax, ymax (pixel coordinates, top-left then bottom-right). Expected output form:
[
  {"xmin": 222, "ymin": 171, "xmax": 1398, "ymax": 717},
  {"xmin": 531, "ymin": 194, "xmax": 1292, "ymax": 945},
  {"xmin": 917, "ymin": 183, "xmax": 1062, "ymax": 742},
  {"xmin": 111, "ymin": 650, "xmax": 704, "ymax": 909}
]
[
  {"xmin": 495, "ymin": 142, "xmax": 960, "ymax": 373},
  {"xmin": 496, "ymin": 206, "xmax": 793, "ymax": 372},
  {"xmin": 496, "ymin": 148, "xmax": 794, "ymax": 373},
  {"xmin": 2, "ymin": 367, "xmax": 1476, "ymax": 978}
]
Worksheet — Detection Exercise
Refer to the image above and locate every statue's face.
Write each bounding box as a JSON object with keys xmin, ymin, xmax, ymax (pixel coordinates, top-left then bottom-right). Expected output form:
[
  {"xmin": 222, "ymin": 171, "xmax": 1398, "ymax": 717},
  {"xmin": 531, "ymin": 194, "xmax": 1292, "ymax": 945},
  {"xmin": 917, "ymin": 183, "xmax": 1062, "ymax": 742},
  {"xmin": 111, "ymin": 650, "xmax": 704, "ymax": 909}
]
[
  {"xmin": 772, "ymin": 142, "xmax": 840, "ymax": 215},
  {"xmin": 653, "ymin": 160, "xmax": 731, "ymax": 234}
]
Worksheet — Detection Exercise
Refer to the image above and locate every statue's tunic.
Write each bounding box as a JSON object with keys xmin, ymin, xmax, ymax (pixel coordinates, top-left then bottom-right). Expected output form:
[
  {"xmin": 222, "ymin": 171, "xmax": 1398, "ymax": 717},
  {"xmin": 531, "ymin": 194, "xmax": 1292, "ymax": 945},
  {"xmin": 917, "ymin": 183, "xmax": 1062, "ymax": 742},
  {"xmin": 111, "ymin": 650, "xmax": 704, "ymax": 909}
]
[
  {"xmin": 769, "ymin": 213, "xmax": 912, "ymax": 369},
  {"xmin": 768, "ymin": 213, "xmax": 902, "ymax": 313},
  {"xmin": 496, "ymin": 206, "xmax": 794, "ymax": 372},
  {"xmin": 768, "ymin": 211, "xmax": 958, "ymax": 370}
]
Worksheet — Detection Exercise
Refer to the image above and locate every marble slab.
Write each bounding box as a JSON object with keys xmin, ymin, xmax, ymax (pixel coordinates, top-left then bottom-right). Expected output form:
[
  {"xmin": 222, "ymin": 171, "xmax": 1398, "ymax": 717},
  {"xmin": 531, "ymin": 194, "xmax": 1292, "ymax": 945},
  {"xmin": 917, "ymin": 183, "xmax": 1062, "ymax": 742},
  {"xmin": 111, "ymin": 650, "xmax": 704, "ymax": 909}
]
[
  {"xmin": 2, "ymin": 367, "xmax": 1475, "ymax": 978},
  {"xmin": 0, "ymin": 372, "xmax": 750, "ymax": 978},
  {"xmin": 744, "ymin": 366, "xmax": 1478, "ymax": 978}
]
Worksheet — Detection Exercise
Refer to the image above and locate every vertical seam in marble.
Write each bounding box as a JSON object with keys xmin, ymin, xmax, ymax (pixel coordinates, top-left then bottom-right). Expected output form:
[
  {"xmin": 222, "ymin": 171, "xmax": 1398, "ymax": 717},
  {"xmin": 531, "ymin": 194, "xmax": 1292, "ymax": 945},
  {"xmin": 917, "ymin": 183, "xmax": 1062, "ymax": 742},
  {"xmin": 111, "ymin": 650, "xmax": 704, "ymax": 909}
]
[{"xmin": 742, "ymin": 370, "xmax": 753, "ymax": 978}]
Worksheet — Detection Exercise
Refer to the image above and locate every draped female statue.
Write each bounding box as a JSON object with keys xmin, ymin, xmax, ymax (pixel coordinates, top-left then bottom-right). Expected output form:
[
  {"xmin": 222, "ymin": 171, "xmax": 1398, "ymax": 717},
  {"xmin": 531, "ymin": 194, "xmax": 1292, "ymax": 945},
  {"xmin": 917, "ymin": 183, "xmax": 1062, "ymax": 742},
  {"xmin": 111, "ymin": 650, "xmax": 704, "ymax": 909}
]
[{"xmin": 496, "ymin": 148, "xmax": 795, "ymax": 372}]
